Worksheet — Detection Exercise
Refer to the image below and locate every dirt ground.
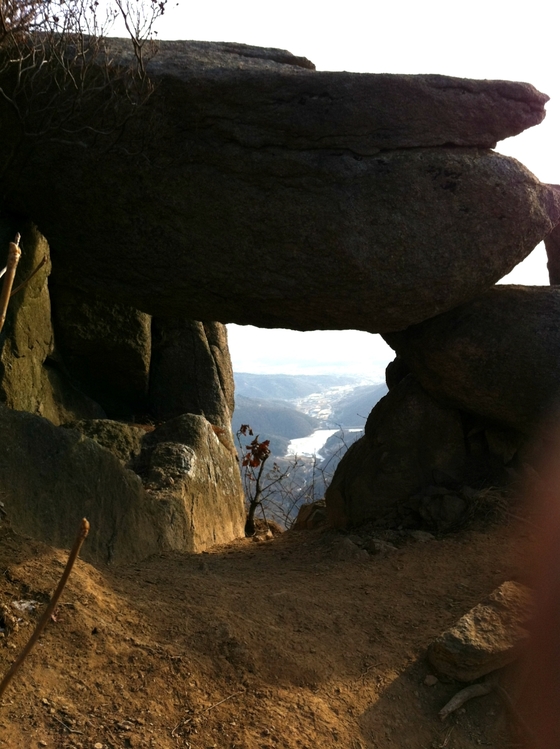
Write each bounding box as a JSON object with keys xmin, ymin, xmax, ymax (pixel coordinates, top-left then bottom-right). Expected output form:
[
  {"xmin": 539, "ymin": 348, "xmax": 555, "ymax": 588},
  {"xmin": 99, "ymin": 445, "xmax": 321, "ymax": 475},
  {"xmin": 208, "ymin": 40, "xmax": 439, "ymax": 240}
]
[{"xmin": 0, "ymin": 513, "xmax": 532, "ymax": 749}]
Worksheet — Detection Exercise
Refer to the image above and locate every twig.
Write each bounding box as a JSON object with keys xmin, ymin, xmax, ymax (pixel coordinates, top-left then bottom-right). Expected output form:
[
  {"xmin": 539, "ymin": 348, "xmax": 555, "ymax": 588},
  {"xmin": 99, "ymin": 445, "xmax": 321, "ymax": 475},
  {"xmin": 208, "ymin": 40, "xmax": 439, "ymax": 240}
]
[
  {"xmin": 0, "ymin": 234, "xmax": 21, "ymax": 333},
  {"xmin": 52, "ymin": 715, "xmax": 84, "ymax": 735},
  {"xmin": 171, "ymin": 691, "xmax": 243, "ymax": 737},
  {"xmin": 439, "ymin": 682, "xmax": 492, "ymax": 720},
  {"xmin": 439, "ymin": 725, "xmax": 455, "ymax": 747},
  {"xmin": 0, "ymin": 518, "xmax": 90, "ymax": 702},
  {"xmin": 356, "ymin": 663, "xmax": 380, "ymax": 681},
  {"xmin": 10, "ymin": 255, "xmax": 47, "ymax": 296},
  {"xmin": 204, "ymin": 691, "xmax": 243, "ymax": 712}
]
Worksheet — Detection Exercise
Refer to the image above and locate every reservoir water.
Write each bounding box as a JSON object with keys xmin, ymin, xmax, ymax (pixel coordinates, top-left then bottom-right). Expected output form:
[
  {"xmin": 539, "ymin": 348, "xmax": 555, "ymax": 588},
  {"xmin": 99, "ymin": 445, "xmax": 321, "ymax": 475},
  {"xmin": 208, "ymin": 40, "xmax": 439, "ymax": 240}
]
[
  {"xmin": 286, "ymin": 428, "xmax": 364, "ymax": 461},
  {"xmin": 286, "ymin": 429, "xmax": 340, "ymax": 460}
]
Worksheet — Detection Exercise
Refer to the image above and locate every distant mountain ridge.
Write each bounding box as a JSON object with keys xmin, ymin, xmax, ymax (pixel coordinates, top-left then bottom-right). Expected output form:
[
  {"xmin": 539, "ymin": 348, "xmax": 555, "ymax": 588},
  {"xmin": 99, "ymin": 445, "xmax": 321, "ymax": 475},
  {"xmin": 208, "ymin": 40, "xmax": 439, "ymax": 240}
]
[
  {"xmin": 232, "ymin": 372, "xmax": 388, "ymax": 458},
  {"xmin": 234, "ymin": 373, "xmax": 362, "ymax": 401}
]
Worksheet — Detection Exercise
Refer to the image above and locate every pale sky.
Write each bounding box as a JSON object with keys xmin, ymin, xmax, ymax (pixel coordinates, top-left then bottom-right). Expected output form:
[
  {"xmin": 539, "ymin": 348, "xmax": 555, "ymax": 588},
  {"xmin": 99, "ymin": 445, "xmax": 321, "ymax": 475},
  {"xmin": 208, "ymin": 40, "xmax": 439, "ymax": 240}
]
[{"xmin": 141, "ymin": 0, "xmax": 558, "ymax": 378}]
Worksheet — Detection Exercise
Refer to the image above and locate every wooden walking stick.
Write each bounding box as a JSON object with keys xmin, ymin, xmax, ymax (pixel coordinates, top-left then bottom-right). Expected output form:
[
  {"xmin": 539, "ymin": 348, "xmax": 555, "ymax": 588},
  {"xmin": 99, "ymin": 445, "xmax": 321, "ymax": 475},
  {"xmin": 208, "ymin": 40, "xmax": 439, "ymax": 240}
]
[
  {"xmin": 0, "ymin": 518, "xmax": 90, "ymax": 702},
  {"xmin": 0, "ymin": 234, "xmax": 21, "ymax": 334}
]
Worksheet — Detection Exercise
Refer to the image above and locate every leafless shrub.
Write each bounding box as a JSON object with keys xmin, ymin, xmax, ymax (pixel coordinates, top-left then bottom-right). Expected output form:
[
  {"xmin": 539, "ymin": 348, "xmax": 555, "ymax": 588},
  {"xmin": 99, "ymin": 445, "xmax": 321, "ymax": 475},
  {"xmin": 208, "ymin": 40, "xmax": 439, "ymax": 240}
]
[
  {"xmin": 236, "ymin": 425, "xmax": 359, "ymax": 532},
  {"xmin": 0, "ymin": 0, "xmax": 168, "ymax": 168}
]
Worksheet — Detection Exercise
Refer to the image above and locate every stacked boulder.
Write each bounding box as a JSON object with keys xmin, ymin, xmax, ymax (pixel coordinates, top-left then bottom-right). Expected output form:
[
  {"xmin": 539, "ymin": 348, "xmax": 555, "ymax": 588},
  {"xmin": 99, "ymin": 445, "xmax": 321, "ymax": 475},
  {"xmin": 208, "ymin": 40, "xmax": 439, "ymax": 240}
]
[
  {"xmin": 327, "ymin": 286, "xmax": 560, "ymax": 529},
  {"xmin": 1, "ymin": 40, "xmax": 560, "ymax": 551},
  {"xmin": 326, "ymin": 266, "xmax": 560, "ymax": 530}
]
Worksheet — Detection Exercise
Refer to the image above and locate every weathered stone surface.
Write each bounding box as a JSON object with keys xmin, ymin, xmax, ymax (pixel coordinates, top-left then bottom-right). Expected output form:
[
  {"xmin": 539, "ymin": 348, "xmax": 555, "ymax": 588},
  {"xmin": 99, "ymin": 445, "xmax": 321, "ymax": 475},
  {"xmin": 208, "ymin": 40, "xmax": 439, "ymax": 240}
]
[
  {"xmin": 0, "ymin": 404, "xmax": 158, "ymax": 564},
  {"xmin": 384, "ymin": 286, "xmax": 560, "ymax": 432},
  {"xmin": 427, "ymin": 581, "xmax": 532, "ymax": 681},
  {"xmin": 33, "ymin": 150, "xmax": 560, "ymax": 334},
  {"xmin": 0, "ymin": 220, "xmax": 104, "ymax": 425},
  {"xmin": 204, "ymin": 321, "xmax": 235, "ymax": 417},
  {"xmin": 141, "ymin": 414, "xmax": 245, "ymax": 552},
  {"xmin": 3, "ymin": 43, "xmax": 559, "ymax": 332},
  {"xmin": 149, "ymin": 319, "xmax": 234, "ymax": 427},
  {"xmin": 0, "ymin": 406, "xmax": 245, "ymax": 561},
  {"xmin": 50, "ymin": 284, "xmax": 151, "ymax": 417},
  {"xmin": 64, "ymin": 419, "xmax": 146, "ymax": 466},
  {"xmin": 107, "ymin": 41, "xmax": 549, "ymax": 151},
  {"xmin": 325, "ymin": 376, "xmax": 467, "ymax": 528}
]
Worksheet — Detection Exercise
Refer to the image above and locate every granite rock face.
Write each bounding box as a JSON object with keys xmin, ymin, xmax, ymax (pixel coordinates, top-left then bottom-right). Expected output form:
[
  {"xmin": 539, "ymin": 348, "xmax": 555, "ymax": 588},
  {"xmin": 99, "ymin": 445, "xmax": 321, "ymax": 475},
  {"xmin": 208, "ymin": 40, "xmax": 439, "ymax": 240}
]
[
  {"xmin": 0, "ymin": 219, "xmax": 243, "ymax": 560},
  {"xmin": 143, "ymin": 42, "xmax": 548, "ymax": 151},
  {"xmin": 332, "ymin": 284, "xmax": 560, "ymax": 528},
  {"xmin": 384, "ymin": 286, "xmax": 560, "ymax": 433},
  {"xmin": 3, "ymin": 42, "xmax": 559, "ymax": 332},
  {"xmin": 0, "ymin": 404, "xmax": 158, "ymax": 564},
  {"xmin": 325, "ymin": 370, "xmax": 527, "ymax": 529},
  {"xmin": 1, "ymin": 40, "xmax": 558, "ymax": 551}
]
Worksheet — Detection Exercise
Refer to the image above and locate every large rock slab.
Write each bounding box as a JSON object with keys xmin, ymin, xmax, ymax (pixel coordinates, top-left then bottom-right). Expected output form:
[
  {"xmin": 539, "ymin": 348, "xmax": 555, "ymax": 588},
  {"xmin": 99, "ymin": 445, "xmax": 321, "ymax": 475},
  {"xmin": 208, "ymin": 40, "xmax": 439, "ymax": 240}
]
[
  {"xmin": 427, "ymin": 581, "xmax": 532, "ymax": 681},
  {"xmin": 3, "ymin": 42, "xmax": 559, "ymax": 332},
  {"xmin": 384, "ymin": 286, "xmax": 560, "ymax": 432},
  {"xmin": 142, "ymin": 42, "xmax": 547, "ymax": 152}
]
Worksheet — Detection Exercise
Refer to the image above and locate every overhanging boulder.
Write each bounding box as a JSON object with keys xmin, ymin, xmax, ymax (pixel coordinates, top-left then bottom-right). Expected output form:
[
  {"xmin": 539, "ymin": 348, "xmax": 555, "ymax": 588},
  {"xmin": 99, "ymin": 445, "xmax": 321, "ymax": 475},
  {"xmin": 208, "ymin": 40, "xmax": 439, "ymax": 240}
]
[{"xmin": 2, "ymin": 41, "xmax": 559, "ymax": 332}]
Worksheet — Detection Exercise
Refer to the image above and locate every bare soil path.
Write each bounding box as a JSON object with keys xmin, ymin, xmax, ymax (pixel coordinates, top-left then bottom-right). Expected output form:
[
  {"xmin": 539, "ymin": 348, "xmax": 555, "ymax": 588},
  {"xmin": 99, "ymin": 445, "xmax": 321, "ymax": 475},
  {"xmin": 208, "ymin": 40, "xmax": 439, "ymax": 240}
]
[{"xmin": 0, "ymin": 518, "xmax": 529, "ymax": 748}]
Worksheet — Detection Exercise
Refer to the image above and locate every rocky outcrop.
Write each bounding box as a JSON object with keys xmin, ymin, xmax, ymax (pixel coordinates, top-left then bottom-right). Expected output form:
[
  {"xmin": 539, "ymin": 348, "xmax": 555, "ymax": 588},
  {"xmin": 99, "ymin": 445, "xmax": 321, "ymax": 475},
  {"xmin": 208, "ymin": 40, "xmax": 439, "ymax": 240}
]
[
  {"xmin": 0, "ymin": 220, "xmax": 243, "ymax": 560},
  {"xmin": 2, "ymin": 40, "xmax": 559, "ymax": 552},
  {"xmin": 48, "ymin": 284, "xmax": 235, "ymax": 427},
  {"xmin": 428, "ymin": 581, "xmax": 532, "ymax": 681},
  {"xmin": 0, "ymin": 404, "xmax": 157, "ymax": 564},
  {"xmin": 384, "ymin": 286, "xmax": 560, "ymax": 433},
  {"xmin": 325, "ymin": 366, "xmax": 529, "ymax": 529},
  {"xmin": 327, "ymin": 285, "xmax": 560, "ymax": 528},
  {"xmin": 2, "ymin": 42, "xmax": 558, "ymax": 332},
  {"xmin": 0, "ymin": 405, "xmax": 245, "ymax": 562},
  {"xmin": 139, "ymin": 414, "xmax": 245, "ymax": 552}
]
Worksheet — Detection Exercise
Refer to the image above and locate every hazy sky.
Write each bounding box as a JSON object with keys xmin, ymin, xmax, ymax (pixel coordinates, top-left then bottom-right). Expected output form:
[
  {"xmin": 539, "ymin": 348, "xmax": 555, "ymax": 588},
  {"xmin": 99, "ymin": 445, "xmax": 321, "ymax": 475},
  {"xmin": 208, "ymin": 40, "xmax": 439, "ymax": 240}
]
[{"xmin": 141, "ymin": 0, "xmax": 558, "ymax": 378}]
